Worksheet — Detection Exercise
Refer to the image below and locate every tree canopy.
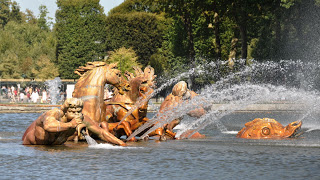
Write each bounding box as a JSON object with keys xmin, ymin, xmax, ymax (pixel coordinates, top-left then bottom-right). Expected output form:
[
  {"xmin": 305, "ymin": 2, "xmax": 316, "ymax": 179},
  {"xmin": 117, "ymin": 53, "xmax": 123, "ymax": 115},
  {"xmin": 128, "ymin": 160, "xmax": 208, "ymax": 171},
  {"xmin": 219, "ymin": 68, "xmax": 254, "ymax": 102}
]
[
  {"xmin": 0, "ymin": 1, "xmax": 57, "ymax": 80},
  {"xmin": 55, "ymin": 0, "xmax": 107, "ymax": 79},
  {"xmin": 0, "ymin": 0, "xmax": 319, "ymax": 85}
]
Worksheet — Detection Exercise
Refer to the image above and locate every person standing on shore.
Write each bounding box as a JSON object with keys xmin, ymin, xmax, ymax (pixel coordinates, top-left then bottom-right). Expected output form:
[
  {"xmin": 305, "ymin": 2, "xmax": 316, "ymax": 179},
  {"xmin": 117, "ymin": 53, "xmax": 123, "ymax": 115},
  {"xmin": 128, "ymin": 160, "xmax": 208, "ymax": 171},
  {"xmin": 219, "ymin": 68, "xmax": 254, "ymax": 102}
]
[
  {"xmin": 41, "ymin": 89, "xmax": 47, "ymax": 103},
  {"xmin": 31, "ymin": 90, "xmax": 39, "ymax": 103},
  {"xmin": 19, "ymin": 91, "xmax": 25, "ymax": 102}
]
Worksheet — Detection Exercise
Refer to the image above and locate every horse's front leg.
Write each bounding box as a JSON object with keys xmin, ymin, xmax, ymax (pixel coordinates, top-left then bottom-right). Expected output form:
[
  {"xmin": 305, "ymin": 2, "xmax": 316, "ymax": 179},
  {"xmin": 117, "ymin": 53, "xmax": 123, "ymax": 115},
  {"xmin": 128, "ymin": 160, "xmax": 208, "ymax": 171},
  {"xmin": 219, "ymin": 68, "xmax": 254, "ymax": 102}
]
[
  {"xmin": 108, "ymin": 121, "xmax": 136, "ymax": 142},
  {"xmin": 119, "ymin": 121, "xmax": 136, "ymax": 142},
  {"xmin": 83, "ymin": 115, "xmax": 126, "ymax": 146}
]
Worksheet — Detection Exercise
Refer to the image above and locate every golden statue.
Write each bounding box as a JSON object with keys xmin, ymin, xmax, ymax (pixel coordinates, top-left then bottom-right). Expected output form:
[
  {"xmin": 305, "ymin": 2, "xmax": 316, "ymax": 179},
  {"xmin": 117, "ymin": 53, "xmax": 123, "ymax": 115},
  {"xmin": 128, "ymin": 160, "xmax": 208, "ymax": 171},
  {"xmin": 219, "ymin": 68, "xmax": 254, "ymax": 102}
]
[
  {"xmin": 105, "ymin": 66, "xmax": 156, "ymax": 141},
  {"xmin": 72, "ymin": 61, "xmax": 126, "ymax": 146},
  {"xmin": 237, "ymin": 118, "xmax": 302, "ymax": 139},
  {"xmin": 22, "ymin": 98, "xmax": 84, "ymax": 145}
]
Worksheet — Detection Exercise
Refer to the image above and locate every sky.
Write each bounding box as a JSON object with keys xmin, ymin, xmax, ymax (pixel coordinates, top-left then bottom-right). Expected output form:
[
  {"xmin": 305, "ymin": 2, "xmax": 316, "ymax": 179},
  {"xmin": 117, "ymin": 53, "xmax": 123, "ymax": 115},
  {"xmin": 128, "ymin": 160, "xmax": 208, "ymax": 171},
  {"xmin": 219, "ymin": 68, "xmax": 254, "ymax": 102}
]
[{"xmin": 14, "ymin": 0, "xmax": 124, "ymax": 21}]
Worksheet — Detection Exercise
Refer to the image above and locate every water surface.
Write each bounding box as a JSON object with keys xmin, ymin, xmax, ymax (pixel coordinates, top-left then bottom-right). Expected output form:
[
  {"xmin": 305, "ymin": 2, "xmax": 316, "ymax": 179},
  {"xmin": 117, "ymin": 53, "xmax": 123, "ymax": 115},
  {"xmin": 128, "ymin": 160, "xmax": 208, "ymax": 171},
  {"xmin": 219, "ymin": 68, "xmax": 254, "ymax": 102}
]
[{"xmin": 1, "ymin": 113, "xmax": 320, "ymax": 179}]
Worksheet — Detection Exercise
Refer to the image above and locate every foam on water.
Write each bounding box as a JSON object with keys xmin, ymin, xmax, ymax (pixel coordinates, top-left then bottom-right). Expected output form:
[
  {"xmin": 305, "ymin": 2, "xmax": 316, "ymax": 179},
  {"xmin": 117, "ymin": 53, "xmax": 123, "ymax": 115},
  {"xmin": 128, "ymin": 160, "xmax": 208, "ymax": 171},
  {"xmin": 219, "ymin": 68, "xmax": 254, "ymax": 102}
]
[
  {"xmin": 84, "ymin": 134, "xmax": 141, "ymax": 149},
  {"xmin": 88, "ymin": 143, "xmax": 141, "ymax": 149},
  {"xmin": 222, "ymin": 131, "xmax": 239, "ymax": 134}
]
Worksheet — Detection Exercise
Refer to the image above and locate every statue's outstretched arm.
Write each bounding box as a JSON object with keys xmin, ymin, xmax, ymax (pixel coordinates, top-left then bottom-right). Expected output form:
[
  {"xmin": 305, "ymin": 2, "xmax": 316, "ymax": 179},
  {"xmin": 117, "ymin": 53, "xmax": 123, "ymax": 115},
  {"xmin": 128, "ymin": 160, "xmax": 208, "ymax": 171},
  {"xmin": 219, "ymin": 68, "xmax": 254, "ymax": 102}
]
[{"xmin": 43, "ymin": 117, "xmax": 80, "ymax": 132}]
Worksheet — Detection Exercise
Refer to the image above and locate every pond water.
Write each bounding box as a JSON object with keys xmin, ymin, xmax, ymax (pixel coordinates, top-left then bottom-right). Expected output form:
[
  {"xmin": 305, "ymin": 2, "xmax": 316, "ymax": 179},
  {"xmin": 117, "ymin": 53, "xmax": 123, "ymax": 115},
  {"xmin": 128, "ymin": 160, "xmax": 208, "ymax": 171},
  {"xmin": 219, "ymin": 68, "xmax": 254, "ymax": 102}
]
[{"xmin": 1, "ymin": 112, "xmax": 320, "ymax": 179}]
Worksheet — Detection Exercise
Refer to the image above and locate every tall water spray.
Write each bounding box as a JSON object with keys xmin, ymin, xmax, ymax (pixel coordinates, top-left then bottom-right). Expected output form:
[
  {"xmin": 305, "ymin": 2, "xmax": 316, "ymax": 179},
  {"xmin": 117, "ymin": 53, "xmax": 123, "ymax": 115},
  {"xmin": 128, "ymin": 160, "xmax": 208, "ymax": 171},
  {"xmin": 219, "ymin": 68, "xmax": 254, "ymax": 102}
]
[
  {"xmin": 45, "ymin": 77, "xmax": 62, "ymax": 105},
  {"xmin": 128, "ymin": 59, "xmax": 320, "ymax": 140}
]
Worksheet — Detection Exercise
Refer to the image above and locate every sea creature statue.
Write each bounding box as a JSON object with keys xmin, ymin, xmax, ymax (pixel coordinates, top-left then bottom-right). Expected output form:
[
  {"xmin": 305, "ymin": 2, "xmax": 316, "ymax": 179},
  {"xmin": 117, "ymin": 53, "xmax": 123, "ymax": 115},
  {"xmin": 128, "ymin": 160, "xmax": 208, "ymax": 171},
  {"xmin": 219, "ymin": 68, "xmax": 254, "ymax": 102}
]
[
  {"xmin": 236, "ymin": 118, "xmax": 302, "ymax": 139},
  {"xmin": 156, "ymin": 81, "xmax": 206, "ymax": 140},
  {"xmin": 72, "ymin": 61, "xmax": 126, "ymax": 146},
  {"xmin": 105, "ymin": 66, "xmax": 156, "ymax": 141}
]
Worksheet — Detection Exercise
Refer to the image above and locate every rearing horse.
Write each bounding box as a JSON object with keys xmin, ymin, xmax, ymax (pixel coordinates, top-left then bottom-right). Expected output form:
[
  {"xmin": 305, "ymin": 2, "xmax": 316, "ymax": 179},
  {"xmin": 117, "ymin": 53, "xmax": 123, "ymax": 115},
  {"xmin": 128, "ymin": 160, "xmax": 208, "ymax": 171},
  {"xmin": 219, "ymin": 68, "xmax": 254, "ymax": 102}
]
[
  {"xmin": 105, "ymin": 66, "xmax": 156, "ymax": 141},
  {"xmin": 72, "ymin": 61, "xmax": 126, "ymax": 146}
]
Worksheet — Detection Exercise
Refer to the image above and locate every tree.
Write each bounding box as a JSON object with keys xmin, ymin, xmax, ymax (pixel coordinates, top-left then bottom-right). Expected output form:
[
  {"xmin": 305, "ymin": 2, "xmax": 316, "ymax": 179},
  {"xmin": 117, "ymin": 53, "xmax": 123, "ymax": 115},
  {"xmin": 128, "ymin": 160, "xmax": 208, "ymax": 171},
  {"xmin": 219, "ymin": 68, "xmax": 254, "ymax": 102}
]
[
  {"xmin": 108, "ymin": 0, "xmax": 151, "ymax": 15},
  {"xmin": 24, "ymin": 9, "xmax": 37, "ymax": 25},
  {"xmin": 106, "ymin": 47, "xmax": 141, "ymax": 74},
  {"xmin": 0, "ymin": 0, "xmax": 11, "ymax": 28},
  {"xmin": 0, "ymin": 21, "xmax": 57, "ymax": 79},
  {"xmin": 150, "ymin": 0, "xmax": 200, "ymax": 68},
  {"xmin": 9, "ymin": 1, "xmax": 21, "ymax": 23},
  {"xmin": 31, "ymin": 55, "xmax": 59, "ymax": 79},
  {"xmin": 38, "ymin": 5, "xmax": 50, "ymax": 31},
  {"xmin": 105, "ymin": 11, "xmax": 168, "ymax": 66},
  {"xmin": 0, "ymin": 50, "xmax": 20, "ymax": 78},
  {"xmin": 55, "ymin": 0, "xmax": 107, "ymax": 79}
]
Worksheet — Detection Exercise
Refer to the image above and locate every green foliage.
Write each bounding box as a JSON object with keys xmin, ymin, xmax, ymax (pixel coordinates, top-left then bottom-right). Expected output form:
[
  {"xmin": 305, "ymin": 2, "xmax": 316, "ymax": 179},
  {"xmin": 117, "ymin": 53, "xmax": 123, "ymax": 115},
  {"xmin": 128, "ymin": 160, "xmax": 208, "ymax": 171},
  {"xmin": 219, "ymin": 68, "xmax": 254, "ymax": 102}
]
[
  {"xmin": 0, "ymin": 0, "xmax": 319, "ymax": 86},
  {"xmin": 0, "ymin": 50, "xmax": 20, "ymax": 78},
  {"xmin": 105, "ymin": 11, "xmax": 168, "ymax": 66},
  {"xmin": 0, "ymin": 20, "xmax": 57, "ymax": 79},
  {"xmin": 23, "ymin": 9, "xmax": 37, "ymax": 25},
  {"xmin": 55, "ymin": 0, "xmax": 107, "ymax": 79},
  {"xmin": 0, "ymin": 0, "xmax": 11, "ymax": 28},
  {"xmin": 106, "ymin": 47, "xmax": 140, "ymax": 74},
  {"xmin": 109, "ymin": 0, "xmax": 151, "ymax": 15},
  {"xmin": 281, "ymin": 0, "xmax": 296, "ymax": 9},
  {"xmin": 38, "ymin": 5, "xmax": 51, "ymax": 31},
  {"xmin": 9, "ymin": 1, "xmax": 22, "ymax": 23},
  {"xmin": 31, "ymin": 55, "xmax": 59, "ymax": 79}
]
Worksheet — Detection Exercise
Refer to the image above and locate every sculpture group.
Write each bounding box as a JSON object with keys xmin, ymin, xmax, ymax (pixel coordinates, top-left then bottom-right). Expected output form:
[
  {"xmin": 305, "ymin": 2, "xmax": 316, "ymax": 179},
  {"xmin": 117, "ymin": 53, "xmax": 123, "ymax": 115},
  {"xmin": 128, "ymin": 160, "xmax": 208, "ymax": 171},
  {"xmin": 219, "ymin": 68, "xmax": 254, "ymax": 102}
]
[{"xmin": 22, "ymin": 61, "xmax": 304, "ymax": 146}]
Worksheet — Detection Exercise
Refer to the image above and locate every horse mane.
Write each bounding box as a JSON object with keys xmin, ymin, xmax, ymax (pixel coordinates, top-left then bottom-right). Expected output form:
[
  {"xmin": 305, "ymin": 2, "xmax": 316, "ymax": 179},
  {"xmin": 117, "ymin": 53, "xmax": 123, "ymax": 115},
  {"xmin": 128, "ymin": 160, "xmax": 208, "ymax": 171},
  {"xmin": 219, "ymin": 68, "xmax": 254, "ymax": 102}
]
[
  {"xmin": 124, "ymin": 65, "xmax": 156, "ymax": 84},
  {"xmin": 112, "ymin": 66, "xmax": 156, "ymax": 97},
  {"xmin": 73, "ymin": 61, "xmax": 119, "ymax": 97},
  {"xmin": 74, "ymin": 61, "xmax": 107, "ymax": 77}
]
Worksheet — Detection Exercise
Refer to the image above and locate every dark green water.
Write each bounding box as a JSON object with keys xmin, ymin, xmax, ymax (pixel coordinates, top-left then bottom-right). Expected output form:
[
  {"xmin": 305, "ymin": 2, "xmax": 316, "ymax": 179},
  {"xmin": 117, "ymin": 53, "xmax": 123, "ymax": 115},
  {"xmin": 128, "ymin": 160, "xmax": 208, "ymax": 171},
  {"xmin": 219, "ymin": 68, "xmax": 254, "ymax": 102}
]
[{"xmin": 1, "ymin": 112, "xmax": 320, "ymax": 179}]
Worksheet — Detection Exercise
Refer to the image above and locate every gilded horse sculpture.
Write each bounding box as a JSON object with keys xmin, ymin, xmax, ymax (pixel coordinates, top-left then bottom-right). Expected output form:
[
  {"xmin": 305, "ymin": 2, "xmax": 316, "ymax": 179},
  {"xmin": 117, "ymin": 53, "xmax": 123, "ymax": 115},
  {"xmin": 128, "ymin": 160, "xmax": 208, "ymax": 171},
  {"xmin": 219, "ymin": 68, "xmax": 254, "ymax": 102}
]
[
  {"xmin": 105, "ymin": 66, "xmax": 156, "ymax": 141},
  {"xmin": 72, "ymin": 61, "xmax": 126, "ymax": 146}
]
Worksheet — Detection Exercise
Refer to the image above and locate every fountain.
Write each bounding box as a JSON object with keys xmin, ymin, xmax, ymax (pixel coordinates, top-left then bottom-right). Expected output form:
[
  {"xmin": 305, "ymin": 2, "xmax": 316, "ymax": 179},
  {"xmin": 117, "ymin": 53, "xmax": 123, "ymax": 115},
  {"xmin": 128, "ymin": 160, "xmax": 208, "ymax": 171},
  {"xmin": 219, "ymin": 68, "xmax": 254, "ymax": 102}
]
[
  {"xmin": 126, "ymin": 59, "xmax": 320, "ymax": 140},
  {"xmin": 84, "ymin": 133, "xmax": 98, "ymax": 146},
  {"xmin": 45, "ymin": 77, "xmax": 62, "ymax": 105},
  {"xmin": 3, "ymin": 59, "xmax": 320, "ymax": 179}
]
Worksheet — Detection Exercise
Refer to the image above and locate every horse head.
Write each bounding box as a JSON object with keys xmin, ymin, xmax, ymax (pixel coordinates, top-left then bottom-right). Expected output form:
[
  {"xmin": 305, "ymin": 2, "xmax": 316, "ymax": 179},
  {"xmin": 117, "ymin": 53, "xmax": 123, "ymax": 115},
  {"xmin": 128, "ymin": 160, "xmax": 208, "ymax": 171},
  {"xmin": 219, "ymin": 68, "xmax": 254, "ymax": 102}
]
[
  {"xmin": 123, "ymin": 66, "xmax": 156, "ymax": 102},
  {"xmin": 104, "ymin": 62, "xmax": 122, "ymax": 90},
  {"xmin": 73, "ymin": 61, "xmax": 122, "ymax": 97}
]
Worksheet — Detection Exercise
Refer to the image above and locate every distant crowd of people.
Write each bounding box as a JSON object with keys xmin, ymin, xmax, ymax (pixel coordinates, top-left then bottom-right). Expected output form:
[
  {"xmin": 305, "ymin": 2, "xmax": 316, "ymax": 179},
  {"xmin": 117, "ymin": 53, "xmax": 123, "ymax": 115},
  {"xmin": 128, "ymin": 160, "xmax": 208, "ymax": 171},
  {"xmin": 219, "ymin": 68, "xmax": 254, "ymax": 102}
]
[{"xmin": 0, "ymin": 85, "xmax": 66, "ymax": 104}]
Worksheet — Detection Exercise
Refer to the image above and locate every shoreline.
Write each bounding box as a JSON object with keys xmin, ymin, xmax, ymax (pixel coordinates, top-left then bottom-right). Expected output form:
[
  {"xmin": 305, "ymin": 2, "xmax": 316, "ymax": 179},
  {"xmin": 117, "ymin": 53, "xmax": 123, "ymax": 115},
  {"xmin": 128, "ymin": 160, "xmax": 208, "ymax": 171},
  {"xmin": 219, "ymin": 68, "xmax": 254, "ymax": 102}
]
[{"xmin": 0, "ymin": 103, "xmax": 61, "ymax": 113}]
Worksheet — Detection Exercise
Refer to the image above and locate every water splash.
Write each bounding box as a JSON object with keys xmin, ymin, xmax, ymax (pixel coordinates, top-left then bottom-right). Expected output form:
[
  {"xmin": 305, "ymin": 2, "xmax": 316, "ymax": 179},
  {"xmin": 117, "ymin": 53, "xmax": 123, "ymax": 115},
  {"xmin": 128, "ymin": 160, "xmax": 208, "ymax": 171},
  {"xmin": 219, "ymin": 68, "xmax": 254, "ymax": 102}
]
[
  {"xmin": 127, "ymin": 59, "xmax": 320, "ymax": 140},
  {"xmin": 85, "ymin": 134, "xmax": 123, "ymax": 148},
  {"xmin": 88, "ymin": 143, "xmax": 141, "ymax": 149},
  {"xmin": 84, "ymin": 134, "xmax": 98, "ymax": 146},
  {"xmin": 84, "ymin": 133, "xmax": 141, "ymax": 149},
  {"xmin": 178, "ymin": 83, "xmax": 319, "ymax": 139},
  {"xmin": 45, "ymin": 77, "xmax": 62, "ymax": 105},
  {"xmin": 119, "ymin": 66, "xmax": 203, "ymax": 132}
]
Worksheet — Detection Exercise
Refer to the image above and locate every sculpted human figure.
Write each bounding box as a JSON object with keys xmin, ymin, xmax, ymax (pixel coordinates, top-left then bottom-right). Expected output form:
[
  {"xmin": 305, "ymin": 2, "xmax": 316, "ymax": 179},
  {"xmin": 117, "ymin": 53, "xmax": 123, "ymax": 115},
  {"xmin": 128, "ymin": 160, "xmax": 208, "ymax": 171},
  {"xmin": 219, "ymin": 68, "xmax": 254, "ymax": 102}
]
[
  {"xmin": 22, "ymin": 98, "xmax": 84, "ymax": 145},
  {"xmin": 156, "ymin": 81, "xmax": 206, "ymax": 139}
]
